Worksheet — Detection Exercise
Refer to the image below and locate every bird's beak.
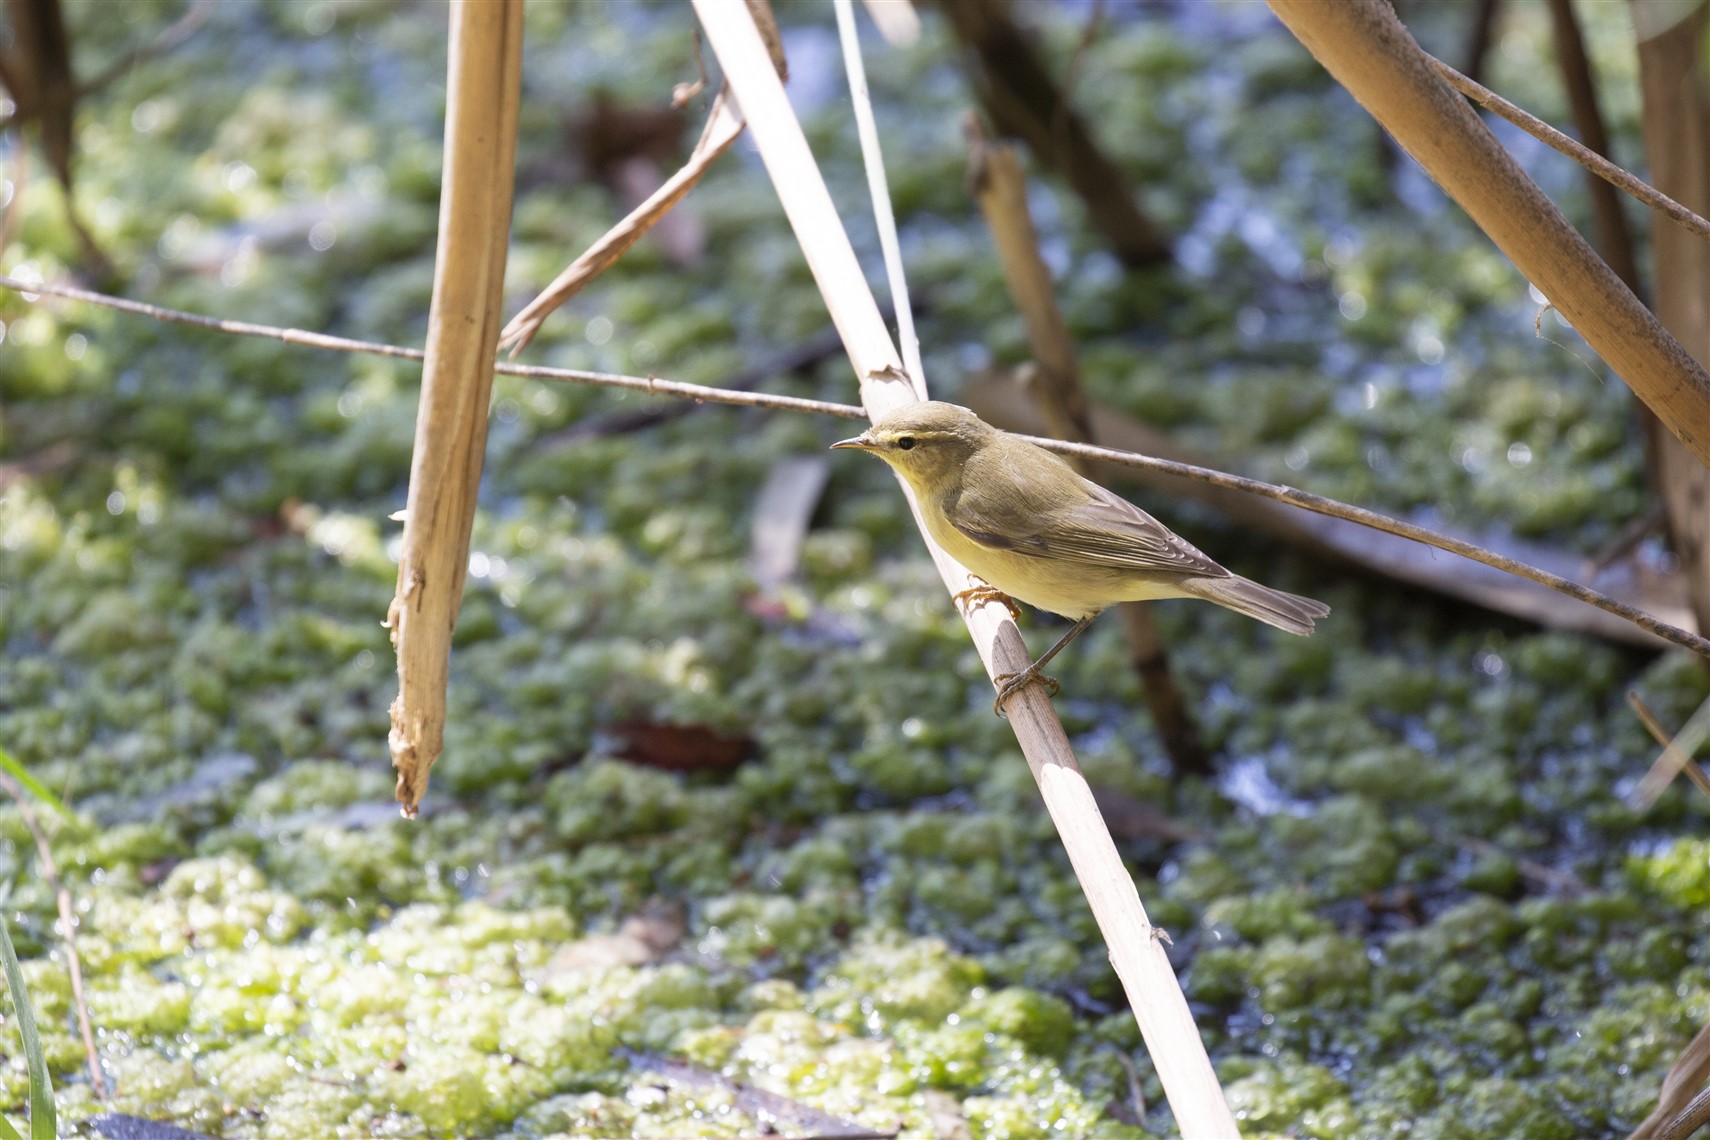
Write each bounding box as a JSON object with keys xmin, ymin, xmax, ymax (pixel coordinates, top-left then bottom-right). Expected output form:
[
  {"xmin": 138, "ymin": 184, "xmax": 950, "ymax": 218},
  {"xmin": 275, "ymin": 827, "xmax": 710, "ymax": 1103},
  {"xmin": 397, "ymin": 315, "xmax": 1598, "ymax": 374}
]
[{"xmin": 830, "ymin": 432, "xmax": 874, "ymax": 451}]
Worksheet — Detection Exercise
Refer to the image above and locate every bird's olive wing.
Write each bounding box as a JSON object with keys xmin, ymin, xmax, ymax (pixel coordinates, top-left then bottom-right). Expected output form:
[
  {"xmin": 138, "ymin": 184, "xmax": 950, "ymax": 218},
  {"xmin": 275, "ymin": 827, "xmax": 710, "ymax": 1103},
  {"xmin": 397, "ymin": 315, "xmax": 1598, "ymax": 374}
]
[{"xmin": 947, "ymin": 475, "xmax": 1228, "ymax": 579}]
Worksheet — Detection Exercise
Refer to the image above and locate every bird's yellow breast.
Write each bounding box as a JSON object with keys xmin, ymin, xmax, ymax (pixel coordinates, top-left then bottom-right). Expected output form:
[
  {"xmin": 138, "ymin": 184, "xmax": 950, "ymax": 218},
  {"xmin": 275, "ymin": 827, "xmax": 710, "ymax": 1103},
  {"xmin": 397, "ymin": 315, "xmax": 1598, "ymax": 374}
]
[{"xmin": 917, "ymin": 488, "xmax": 1190, "ymax": 620}]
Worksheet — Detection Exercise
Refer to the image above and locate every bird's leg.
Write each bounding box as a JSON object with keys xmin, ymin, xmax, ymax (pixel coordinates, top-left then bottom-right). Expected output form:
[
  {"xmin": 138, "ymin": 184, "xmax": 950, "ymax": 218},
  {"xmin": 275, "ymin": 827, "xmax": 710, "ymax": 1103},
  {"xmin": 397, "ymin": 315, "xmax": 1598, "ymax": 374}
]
[
  {"xmin": 994, "ymin": 615, "xmax": 1097, "ymax": 717},
  {"xmin": 952, "ymin": 576, "xmax": 1022, "ymax": 622}
]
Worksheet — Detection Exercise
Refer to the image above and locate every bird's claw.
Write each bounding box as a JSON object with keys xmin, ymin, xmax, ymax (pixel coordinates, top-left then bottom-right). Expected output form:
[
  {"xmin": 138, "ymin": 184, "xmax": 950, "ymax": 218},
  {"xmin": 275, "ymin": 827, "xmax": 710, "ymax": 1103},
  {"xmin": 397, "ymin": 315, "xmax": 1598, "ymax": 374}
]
[
  {"xmin": 952, "ymin": 579, "xmax": 1022, "ymax": 622},
  {"xmin": 992, "ymin": 667, "xmax": 1061, "ymax": 717}
]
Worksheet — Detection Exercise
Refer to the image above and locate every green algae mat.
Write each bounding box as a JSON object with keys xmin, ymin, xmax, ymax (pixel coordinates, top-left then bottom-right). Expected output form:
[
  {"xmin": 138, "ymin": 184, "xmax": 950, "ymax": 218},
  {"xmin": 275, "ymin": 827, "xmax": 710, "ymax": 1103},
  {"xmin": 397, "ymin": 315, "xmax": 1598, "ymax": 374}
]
[{"xmin": 1, "ymin": 2, "xmax": 1706, "ymax": 1137}]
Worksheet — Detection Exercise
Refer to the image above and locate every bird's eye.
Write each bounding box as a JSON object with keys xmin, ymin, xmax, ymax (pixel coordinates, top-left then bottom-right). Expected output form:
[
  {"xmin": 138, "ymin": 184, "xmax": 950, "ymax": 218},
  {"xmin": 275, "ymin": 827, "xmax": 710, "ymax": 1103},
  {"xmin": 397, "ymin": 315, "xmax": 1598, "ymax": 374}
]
[{"xmin": 897, "ymin": 436, "xmax": 916, "ymax": 451}]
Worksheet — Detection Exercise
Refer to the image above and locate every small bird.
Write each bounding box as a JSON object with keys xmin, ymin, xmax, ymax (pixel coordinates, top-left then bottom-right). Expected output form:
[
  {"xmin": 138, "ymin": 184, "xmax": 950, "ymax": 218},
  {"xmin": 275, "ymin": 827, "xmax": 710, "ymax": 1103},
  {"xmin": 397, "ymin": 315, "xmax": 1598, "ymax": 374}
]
[{"xmin": 832, "ymin": 401, "xmax": 1329, "ymax": 713}]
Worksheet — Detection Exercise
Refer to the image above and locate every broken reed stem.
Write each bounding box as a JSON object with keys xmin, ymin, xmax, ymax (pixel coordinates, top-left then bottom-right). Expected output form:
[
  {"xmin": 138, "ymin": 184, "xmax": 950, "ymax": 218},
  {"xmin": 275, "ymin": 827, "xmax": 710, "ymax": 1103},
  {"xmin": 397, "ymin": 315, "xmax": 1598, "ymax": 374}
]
[
  {"xmin": 0, "ymin": 772, "xmax": 106, "ymax": 1100},
  {"xmin": 3, "ymin": 271, "xmax": 1706, "ymax": 661},
  {"xmin": 694, "ymin": 1, "xmax": 1238, "ymax": 1133},
  {"xmin": 1428, "ymin": 55, "xmax": 1710, "ymax": 248},
  {"xmin": 386, "ymin": 0, "xmax": 524, "ymax": 815}
]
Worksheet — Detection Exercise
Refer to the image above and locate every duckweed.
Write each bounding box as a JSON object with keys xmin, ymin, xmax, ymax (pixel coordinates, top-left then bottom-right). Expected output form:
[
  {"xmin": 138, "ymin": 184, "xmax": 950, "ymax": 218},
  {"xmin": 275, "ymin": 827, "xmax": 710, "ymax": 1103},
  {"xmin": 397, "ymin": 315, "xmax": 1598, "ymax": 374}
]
[{"xmin": 0, "ymin": 1, "xmax": 1703, "ymax": 1136}]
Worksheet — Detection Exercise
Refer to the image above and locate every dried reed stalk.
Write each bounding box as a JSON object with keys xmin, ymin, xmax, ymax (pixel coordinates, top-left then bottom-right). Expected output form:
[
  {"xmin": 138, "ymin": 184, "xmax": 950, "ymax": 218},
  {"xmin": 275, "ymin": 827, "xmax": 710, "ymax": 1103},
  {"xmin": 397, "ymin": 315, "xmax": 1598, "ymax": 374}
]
[
  {"xmin": 694, "ymin": 2, "xmax": 1238, "ymax": 1133},
  {"xmin": 386, "ymin": 0, "xmax": 524, "ymax": 816}
]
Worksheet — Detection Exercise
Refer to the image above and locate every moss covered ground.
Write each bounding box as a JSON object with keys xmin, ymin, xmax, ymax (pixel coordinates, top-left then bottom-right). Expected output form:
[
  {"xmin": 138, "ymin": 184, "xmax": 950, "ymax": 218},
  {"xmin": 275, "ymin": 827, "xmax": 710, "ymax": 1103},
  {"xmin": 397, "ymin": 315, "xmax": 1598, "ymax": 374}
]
[{"xmin": 0, "ymin": 2, "xmax": 1706, "ymax": 1137}]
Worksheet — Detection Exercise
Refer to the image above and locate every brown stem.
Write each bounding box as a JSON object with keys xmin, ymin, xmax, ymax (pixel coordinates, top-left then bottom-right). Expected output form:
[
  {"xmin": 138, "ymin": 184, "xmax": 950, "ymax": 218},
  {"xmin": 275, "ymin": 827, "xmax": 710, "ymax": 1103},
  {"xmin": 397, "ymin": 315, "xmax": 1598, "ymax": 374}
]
[
  {"xmin": 934, "ymin": 0, "xmax": 1170, "ymax": 267},
  {"xmin": 967, "ymin": 122, "xmax": 1209, "ymax": 775}
]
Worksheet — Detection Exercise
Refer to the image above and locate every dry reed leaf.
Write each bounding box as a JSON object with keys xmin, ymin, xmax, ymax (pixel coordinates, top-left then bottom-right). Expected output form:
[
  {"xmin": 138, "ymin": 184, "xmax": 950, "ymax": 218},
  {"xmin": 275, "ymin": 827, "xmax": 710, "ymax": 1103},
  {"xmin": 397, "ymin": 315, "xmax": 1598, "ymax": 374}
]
[{"xmin": 500, "ymin": 88, "xmax": 745, "ymax": 355}]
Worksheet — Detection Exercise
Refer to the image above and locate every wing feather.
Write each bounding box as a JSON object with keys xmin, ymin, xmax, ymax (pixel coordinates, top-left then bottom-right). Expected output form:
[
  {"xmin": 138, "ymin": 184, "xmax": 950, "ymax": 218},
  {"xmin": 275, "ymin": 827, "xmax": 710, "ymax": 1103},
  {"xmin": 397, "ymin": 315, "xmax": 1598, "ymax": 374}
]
[{"xmin": 942, "ymin": 444, "xmax": 1228, "ymax": 580}]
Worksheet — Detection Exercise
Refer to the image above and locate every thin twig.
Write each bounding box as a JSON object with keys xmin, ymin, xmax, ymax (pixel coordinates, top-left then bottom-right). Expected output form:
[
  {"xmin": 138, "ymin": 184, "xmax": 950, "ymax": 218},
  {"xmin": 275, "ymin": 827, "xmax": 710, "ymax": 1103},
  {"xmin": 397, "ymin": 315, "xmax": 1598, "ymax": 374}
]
[
  {"xmin": 0, "ymin": 772, "xmax": 106, "ymax": 1099},
  {"xmin": 2, "ymin": 272, "xmax": 1705, "ymax": 660},
  {"xmin": 0, "ymin": 275, "xmax": 865, "ymax": 421},
  {"xmin": 1428, "ymin": 54, "xmax": 1710, "ymax": 248}
]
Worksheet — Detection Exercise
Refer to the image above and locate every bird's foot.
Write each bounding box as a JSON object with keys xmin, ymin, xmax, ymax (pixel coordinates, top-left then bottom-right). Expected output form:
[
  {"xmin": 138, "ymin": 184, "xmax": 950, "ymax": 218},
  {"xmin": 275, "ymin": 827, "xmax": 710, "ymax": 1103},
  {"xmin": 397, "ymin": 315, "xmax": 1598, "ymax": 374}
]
[
  {"xmin": 992, "ymin": 666, "xmax": 1061, "ymax": 717},
  {"xmin": 953, "ymin": 579, "xmax": 1022, "ymax": 622}
]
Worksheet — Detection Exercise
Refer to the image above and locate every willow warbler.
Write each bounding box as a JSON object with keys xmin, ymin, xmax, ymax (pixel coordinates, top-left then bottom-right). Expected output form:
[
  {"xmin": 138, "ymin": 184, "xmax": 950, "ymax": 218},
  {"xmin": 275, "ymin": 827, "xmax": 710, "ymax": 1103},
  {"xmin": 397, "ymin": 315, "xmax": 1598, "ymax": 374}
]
[{"xmin": 832, "ymin": 401, "xmax": 1329, "ymax": 713}]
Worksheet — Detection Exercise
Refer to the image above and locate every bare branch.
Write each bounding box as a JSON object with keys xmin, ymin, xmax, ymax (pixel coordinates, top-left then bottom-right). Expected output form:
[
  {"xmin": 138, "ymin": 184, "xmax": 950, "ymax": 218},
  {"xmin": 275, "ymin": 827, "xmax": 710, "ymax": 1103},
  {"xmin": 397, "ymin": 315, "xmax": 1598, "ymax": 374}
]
[{"xmin": 0, "ymin": 275, "xmax": 865, "ymax": 421}]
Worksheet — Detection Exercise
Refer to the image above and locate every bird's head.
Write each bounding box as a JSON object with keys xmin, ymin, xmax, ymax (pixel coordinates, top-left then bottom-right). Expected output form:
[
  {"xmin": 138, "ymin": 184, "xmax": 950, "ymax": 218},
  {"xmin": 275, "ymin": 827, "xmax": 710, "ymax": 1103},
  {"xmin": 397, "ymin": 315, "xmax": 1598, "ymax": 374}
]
[{"xmin": 830, "ymin": 401, "xmax": 993, "ymax": 490}]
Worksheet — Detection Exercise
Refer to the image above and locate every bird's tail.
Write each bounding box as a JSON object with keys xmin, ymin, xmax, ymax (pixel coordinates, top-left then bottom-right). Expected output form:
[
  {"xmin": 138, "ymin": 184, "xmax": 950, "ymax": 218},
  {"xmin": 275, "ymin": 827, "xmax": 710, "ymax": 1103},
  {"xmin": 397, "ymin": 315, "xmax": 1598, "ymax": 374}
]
[{"xmin": 1179, "ymin": 574, "xmax": 1330, "ymax": 636}]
